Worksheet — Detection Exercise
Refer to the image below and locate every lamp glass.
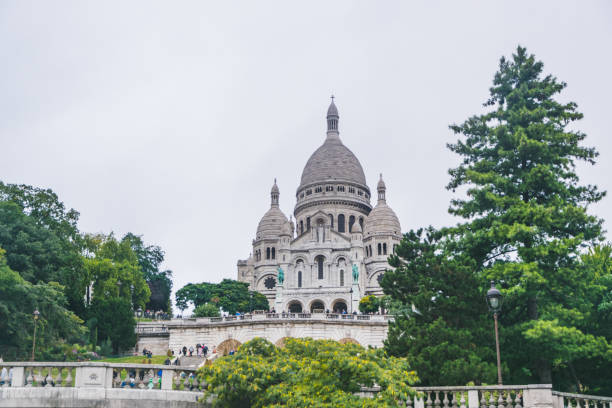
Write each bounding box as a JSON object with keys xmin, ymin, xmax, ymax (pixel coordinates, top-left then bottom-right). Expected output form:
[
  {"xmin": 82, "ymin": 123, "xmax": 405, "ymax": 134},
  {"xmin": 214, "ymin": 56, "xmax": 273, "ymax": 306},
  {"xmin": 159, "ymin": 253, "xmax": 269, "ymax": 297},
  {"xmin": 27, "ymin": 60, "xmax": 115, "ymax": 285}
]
[{"xmin": 489, "ymin": 297, "xmax": 499, "ymax": 310}]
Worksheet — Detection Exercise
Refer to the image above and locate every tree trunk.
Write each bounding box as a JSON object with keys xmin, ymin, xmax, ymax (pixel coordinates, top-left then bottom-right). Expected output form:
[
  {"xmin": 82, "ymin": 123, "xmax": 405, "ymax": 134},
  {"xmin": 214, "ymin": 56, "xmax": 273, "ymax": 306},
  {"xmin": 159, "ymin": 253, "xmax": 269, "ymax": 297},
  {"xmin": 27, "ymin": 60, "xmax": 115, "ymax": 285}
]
[{"xmin": 528, "ymin": 294, "xmax": 552, "ymax": 383}]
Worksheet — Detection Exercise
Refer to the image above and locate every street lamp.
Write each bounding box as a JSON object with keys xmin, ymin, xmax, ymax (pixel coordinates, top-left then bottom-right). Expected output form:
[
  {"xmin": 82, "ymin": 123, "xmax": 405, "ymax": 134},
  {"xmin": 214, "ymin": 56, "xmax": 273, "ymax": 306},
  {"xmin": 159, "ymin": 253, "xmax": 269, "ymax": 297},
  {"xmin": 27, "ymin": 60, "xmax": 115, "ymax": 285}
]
[
  {"xmin": 31, "ymin": 309, "xmax": 40, "ymax": 361},
  {"xmin": 136, "ymin": 307, "xmax": 143, "ymax": 318},
  {"xmin": 349, "ymin": 288, "xmax": 353, "ymax": 314},
  {"xmin": 486, "ymin": 280, "xmax": 504, "ymax": 385}
]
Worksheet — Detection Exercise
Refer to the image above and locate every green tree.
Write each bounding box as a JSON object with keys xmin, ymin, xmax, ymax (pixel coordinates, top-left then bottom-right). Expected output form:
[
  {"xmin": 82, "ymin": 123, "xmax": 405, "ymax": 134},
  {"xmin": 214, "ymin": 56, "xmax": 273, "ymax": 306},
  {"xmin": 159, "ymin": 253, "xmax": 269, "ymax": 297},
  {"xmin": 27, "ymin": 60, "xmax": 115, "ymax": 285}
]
[
  {"xmin": 193, "ymin": 302, "xmax": 220, "ymax": 318},
  {"xmin": 445, "ymin": 46, "xmax": 609, "ymax": 385},
  {"xmin": 382, "ymin": 228, "xmax": 498, "ymax": 385},
  {"xmin": 88, "ymin": 296, "xmax": 136, "ymax": 354},
  {"xmin": 359, "ymin": 295, "xmax": 380, "ymax": 314},
  {"xmin": 0, "ymin": 199, "xmax": 87, "ymax": 316},
  {"xmin": 82, "ymin": 234, "xmax": 151, "ymax": 310},
  {"xmin": 82, "ymin": 234, "xmax": 150, "ymax": 353},
  {"xmin": 0, "ymin": 248, "xmax": 85, "ymax": 360},
  {"xmin": 383, "ymin": 46, "xmax": 612, "ymax": 391},
  {"xmin": 176, "ymin": 279, "xmax": 268, "ymax": 314},
  {"xmin": 121, "ymin": 233, "xmax": 173, "ymax": 313},
  {"xmin": 199, "ymin": 337, "xmax": 417, "ymax": 407}
]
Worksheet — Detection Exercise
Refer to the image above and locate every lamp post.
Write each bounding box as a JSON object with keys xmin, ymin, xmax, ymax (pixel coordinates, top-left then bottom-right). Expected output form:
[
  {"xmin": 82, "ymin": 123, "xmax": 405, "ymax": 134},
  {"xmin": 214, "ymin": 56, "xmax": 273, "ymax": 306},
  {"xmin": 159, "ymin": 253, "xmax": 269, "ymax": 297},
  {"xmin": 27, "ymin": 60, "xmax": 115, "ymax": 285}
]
[
  {"xmin": 31, "ymin": 309, "xmax": 40, "ymax": 361},
  {"xmin": 486, "ymin": 280, "xmax": 504, "ymax": 385},
  {"xmin": 349, "ymin": 288, "xmax": 353, "ymax": 314},
  {"xmin": 136, "ymin": 307, "xmax": 143, "ymax": 318}
]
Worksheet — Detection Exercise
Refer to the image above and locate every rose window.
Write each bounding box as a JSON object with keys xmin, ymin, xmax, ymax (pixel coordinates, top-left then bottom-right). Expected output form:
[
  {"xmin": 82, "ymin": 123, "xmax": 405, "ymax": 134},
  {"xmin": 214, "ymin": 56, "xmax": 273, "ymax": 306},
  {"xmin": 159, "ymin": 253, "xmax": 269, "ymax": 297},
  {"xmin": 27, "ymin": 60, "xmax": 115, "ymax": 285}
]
[{"xmin": 264, "ymin": 277, "xmax": 276, "ymax": 289}]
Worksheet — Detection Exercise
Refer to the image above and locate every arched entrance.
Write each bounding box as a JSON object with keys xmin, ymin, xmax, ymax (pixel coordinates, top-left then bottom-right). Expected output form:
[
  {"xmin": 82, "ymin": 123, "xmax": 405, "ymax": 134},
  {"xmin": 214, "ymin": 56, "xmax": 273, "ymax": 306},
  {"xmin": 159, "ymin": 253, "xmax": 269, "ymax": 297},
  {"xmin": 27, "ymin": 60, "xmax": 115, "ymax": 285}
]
[
  {"xmin": 332, "ymin": 300, "xmax": 347, "ymax": 314},
  {"xmin": 288, "ymin": 300, "xmax": 303, "ymax": 313},
  {"xmin": 217, "ymin": 338, "xmax": 242, "ymax": 356},
  {"xmin": 310, "ymin": 300, "xmax": 325, "ymax": 313}
]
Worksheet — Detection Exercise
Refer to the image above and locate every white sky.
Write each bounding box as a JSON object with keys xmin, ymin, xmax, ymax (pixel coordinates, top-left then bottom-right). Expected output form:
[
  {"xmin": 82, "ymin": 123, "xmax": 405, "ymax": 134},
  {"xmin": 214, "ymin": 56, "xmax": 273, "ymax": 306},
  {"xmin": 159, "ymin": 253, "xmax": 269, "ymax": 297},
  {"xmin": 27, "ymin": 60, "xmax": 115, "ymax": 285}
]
[{"xmin": 1, "ymin": 1, "xmax": 611, "ymax": 305}]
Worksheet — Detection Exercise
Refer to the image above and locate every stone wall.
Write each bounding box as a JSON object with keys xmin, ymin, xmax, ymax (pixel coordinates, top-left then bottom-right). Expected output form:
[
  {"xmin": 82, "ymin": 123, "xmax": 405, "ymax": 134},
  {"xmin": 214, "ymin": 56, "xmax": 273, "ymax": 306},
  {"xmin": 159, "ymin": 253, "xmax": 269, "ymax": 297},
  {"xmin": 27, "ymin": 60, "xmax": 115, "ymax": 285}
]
[
  {"xmin": 136, "ymin": 333, "xmax": 170, "ymax": 355},
  {"xmin": 136, "ymin": 314, "xmax": 390, "ymax": 355}
]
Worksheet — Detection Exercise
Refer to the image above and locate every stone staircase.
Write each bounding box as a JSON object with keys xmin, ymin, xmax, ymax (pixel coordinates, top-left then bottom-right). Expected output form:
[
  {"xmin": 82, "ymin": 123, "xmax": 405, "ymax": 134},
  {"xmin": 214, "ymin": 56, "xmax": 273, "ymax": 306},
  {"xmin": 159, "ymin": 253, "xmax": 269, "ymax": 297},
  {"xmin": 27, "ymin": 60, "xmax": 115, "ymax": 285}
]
[{"xmin": 178, "ymin": 355, "xmax": 206, "ymax": 367}]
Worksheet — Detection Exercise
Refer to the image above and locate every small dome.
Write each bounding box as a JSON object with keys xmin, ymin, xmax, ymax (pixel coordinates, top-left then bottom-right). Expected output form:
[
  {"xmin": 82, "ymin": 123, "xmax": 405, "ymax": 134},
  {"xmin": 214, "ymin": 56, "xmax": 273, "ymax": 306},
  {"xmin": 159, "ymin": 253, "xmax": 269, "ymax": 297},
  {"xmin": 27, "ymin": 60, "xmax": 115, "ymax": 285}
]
[
  {"xmin": 256, "ymin": 207, "xmax": 288, "ymax": 240},
  {"xmin": 352, "ymin": 221, "xmax": 363, "ymax": 233},
  {"xmin": 364, "ymin": 202, "xmax": 401, "ymax": 237}
]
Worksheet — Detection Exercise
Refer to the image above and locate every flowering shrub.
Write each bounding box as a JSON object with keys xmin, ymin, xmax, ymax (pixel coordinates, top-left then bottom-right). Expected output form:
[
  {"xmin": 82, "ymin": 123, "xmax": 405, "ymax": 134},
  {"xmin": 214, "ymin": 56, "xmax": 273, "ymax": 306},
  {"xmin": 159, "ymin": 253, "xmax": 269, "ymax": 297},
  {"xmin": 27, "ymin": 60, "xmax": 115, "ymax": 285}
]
[{"xmin": 198, "ymin": 337, "xmax": 418, "ymax": 407}]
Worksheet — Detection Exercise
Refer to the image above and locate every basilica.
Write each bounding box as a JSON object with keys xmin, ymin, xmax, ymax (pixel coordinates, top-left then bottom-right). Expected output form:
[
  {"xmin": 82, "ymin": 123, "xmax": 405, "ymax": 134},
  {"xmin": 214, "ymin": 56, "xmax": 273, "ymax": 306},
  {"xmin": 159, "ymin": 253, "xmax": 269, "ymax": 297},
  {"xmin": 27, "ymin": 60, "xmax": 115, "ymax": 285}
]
[{"xmin": 237, "ymin": 99, "xmax": 402, "ymax": 314}]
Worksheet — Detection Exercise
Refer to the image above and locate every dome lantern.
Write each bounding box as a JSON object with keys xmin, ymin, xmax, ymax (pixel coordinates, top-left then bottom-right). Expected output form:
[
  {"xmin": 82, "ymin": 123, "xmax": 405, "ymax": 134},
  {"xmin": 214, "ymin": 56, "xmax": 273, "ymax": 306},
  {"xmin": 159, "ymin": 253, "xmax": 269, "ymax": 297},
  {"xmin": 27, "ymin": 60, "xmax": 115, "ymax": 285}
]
[
  {"xmin": 377, "ymin": 174, "xmax": 386, "ymax": 203},
  {"xmin": 327, "ymin": 95, "xmax": 339, "ymax": 137},
  {"xmin": 271, "ymin": 178, "xmax": 279, "ymax": 207}
]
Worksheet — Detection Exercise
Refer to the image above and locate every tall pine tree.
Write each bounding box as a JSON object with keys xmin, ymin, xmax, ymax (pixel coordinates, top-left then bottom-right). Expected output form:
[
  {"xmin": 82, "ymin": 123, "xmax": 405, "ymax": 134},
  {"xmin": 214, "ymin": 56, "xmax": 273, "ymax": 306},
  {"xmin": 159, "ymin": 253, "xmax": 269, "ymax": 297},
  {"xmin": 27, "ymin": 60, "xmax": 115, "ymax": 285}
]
[{"xmin": 383, "ymin": 47, "xmax": 611, "ymax": 391}]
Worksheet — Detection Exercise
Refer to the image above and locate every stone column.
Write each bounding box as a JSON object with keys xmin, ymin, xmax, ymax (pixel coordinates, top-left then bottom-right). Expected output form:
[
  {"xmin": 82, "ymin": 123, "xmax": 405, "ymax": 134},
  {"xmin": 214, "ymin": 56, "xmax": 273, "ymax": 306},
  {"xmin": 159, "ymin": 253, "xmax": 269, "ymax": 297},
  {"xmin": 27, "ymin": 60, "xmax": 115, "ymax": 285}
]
[
  {"xmin": 275, "ymin": 284, "xmax": 284, "ymax": 312},
  {"xmin": 523, "ymin": 385, "xmax": 554, "ymax": 408}
]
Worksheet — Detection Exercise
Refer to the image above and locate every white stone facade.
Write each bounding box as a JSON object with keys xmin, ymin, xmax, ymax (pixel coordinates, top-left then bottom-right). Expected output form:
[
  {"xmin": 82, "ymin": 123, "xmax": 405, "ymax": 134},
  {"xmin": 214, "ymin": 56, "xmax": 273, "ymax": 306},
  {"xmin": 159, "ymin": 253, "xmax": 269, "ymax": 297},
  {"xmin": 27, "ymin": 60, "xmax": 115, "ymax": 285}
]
[
  {"xmin": 237, "ymin": 100, "xmax": 402, "ymax": 312},
  {"xmin": 135, "ymin": 315, "xmax": 391, "ymax": 354}
]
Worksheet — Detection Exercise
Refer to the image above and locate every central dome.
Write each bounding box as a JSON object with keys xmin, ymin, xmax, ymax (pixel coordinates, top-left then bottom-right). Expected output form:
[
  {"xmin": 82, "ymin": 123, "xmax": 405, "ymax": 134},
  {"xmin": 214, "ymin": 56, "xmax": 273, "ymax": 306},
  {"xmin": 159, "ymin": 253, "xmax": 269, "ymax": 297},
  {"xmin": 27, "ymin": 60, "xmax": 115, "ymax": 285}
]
[
  {"xmin": 299, "ymin": 137, "xmax": 367, "ymax": 188},
  {"xmin": 298, "ymin": 99, "xmax": 367, "ymax": 190}
]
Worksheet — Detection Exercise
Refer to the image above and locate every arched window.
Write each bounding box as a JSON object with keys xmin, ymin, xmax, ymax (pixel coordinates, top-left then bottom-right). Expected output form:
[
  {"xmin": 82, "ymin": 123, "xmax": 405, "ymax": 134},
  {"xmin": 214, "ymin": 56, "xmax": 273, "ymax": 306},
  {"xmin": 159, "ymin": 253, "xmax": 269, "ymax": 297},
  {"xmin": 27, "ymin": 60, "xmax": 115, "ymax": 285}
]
[
  {"xmin": 298, "ymin": 271, "xmax": 302, "ymax": 288},
  {"xmin": 369, "ymin": 245, "xmax": 373, "ymax": 256},
  {"xmin": 266, "ymin": 247, "xmax": 271, "ymax": 259},
  {"xmin": 365, "ymin": 246, "xmax": 369, "ymax": 257},
  {"xmin": 307, "ymin": 217, "xmax": 311, "ymax": 231},
  {"xmin": 272, "ymin": 247, "xmax": 276, "ymax": 259},
  {"xmin": 316, "ymin": 255, "xmax": 324, "ymax": 279},
  {"xmin": 359, "ymin": 217, "xmax": 364, "ymax": 231},
  {"xmin": 383, "ymin": 243, "xmax": 387, "ymax": 255},
  {"xmin": 340, "ymin": 270, "xmax": 344, "ymax": 286},
  {"xmin": 338, "ymin": 214, "xmax": 345, "ymax": 232},
  {"xmin": 349, "ymin": 215, "xmax": 355, "ymax": 232},
  {"xmin": 300, "ymin": 220, "xmax": 304, "ymax": 235},
  {"xmin": 329, "ymin": 214, "xmax": 334, "ymax": 229}
]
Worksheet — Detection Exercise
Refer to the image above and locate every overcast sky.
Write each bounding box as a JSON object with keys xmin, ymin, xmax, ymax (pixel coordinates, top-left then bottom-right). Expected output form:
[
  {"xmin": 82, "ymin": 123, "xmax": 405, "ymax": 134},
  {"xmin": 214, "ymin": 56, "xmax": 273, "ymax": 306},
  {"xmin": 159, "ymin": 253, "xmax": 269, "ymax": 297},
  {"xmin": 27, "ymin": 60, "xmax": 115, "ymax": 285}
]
[{"xmin": 1, "ymin": 1, "xmax": 611, "ymax": 306}]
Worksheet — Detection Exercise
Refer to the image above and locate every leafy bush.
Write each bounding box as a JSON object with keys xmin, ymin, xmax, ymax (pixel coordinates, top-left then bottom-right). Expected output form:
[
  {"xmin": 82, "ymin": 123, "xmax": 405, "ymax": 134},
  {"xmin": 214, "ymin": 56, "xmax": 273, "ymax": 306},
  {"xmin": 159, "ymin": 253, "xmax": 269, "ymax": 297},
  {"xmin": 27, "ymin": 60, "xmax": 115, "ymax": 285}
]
[{"xmin": 199, "ymin": 337, "xmax": 417, "ymax": 407}]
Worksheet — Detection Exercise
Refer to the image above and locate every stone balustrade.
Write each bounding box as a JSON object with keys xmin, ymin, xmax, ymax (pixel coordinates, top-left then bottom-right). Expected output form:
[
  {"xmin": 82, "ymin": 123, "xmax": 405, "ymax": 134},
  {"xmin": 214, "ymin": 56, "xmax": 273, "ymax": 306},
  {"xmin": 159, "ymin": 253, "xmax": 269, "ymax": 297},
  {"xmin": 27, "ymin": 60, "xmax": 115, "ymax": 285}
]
[
  {"xmin": 552, "ymin": 391, "xmax": 612, "ymax": 408},
  {"xmin": 136, "ymin": 313, "xmax": 392, "ymax": 333},
  {"xmin": 361, "ymin": 385, "xmax": 593, "ymax": 408},
  {"xmin": 0, "ymin": 362, "xmax": 201, "ymax": 392},
  {"xmin": 1, "ymin": 364, "xmax": 610, "ymax": 408}
]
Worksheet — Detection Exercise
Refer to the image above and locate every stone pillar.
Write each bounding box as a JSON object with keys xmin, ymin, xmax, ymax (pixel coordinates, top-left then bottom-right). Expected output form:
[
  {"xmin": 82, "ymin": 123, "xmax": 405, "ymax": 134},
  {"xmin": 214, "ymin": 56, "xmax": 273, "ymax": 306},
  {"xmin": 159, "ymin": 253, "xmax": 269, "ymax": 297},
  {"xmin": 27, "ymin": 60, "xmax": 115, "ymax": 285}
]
[
  {"xmin": 275, "ymin": 284, "xmax": 284, "ymax": 312},
  {"xmin": 161, "ymin": 369, "xmax": 174, "ymax": 390},
  {"xmin": 523, "ymin": 385, "xmax": 554, "ymax": 408},
  {"xmin": 351, "ymin": 282, "xmax": 360, "ymax": 314},
  {"xmin": 468, "ymin": 390, "xmax": 479, "ymax": 408},
  {"xmin": 9, "ymin": 366, "xmax": 24, "ymax": 387}
]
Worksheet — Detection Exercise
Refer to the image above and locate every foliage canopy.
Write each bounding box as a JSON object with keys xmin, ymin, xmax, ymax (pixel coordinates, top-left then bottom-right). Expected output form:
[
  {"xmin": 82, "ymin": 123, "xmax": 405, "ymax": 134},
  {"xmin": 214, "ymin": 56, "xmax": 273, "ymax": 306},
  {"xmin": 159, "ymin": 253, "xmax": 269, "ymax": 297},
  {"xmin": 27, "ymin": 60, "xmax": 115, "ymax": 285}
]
[
  {"xmin": 176, "ymin": 279, "xmax": 269, "ymax": 314},
  {"xmin": 199, "ymin": 337, "xmax": 417, "ymax": 408},
  {"xmin": 382, "ymin": 46, "xmax": 612, "ymax": 393}
]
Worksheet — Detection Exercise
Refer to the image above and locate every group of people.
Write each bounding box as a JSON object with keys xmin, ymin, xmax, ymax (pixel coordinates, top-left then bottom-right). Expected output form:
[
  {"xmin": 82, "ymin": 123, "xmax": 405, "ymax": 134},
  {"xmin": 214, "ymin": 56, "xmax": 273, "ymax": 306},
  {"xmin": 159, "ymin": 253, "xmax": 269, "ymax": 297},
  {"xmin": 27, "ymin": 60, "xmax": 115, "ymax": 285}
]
[
  {"xmin": 141, "ymin": 348, "xmax": 154, "ymax": 359},
  {"xmin": 179, "ymin": 344, "xmax": 216, "ymax": 358}
]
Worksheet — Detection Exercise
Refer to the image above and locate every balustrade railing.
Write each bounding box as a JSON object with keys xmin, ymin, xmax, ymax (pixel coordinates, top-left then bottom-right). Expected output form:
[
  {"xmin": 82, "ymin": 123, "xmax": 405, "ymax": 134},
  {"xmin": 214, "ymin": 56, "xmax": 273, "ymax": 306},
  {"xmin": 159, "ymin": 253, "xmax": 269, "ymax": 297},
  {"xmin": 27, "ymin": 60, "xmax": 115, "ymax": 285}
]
[
  {"xmin": 0, "ymin": 362, "xmax": 202, "ymax": 392},
  {"xmin": 553, "ymin": 391, "xmax": 612, "ymax": 408},
  {"xmin": 412, "ymin": 386, "xmax": 525, "ymax": 408},
  {"xmin": 1, "ymin": 365, "xmax": 609, "ymax": 408},
  {"xmin": 135, "ymin": 314, "xmax": 393, "ymax": 333}
]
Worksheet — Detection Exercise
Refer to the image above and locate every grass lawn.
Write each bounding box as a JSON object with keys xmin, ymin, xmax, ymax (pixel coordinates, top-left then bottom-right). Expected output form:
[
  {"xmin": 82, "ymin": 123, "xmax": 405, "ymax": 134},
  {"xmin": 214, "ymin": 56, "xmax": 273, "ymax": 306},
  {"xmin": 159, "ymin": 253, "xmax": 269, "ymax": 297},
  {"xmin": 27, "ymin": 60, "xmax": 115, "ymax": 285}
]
[{"xmin": 99, "ymin": 355, "xmax": 169, "ymax": 365}]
